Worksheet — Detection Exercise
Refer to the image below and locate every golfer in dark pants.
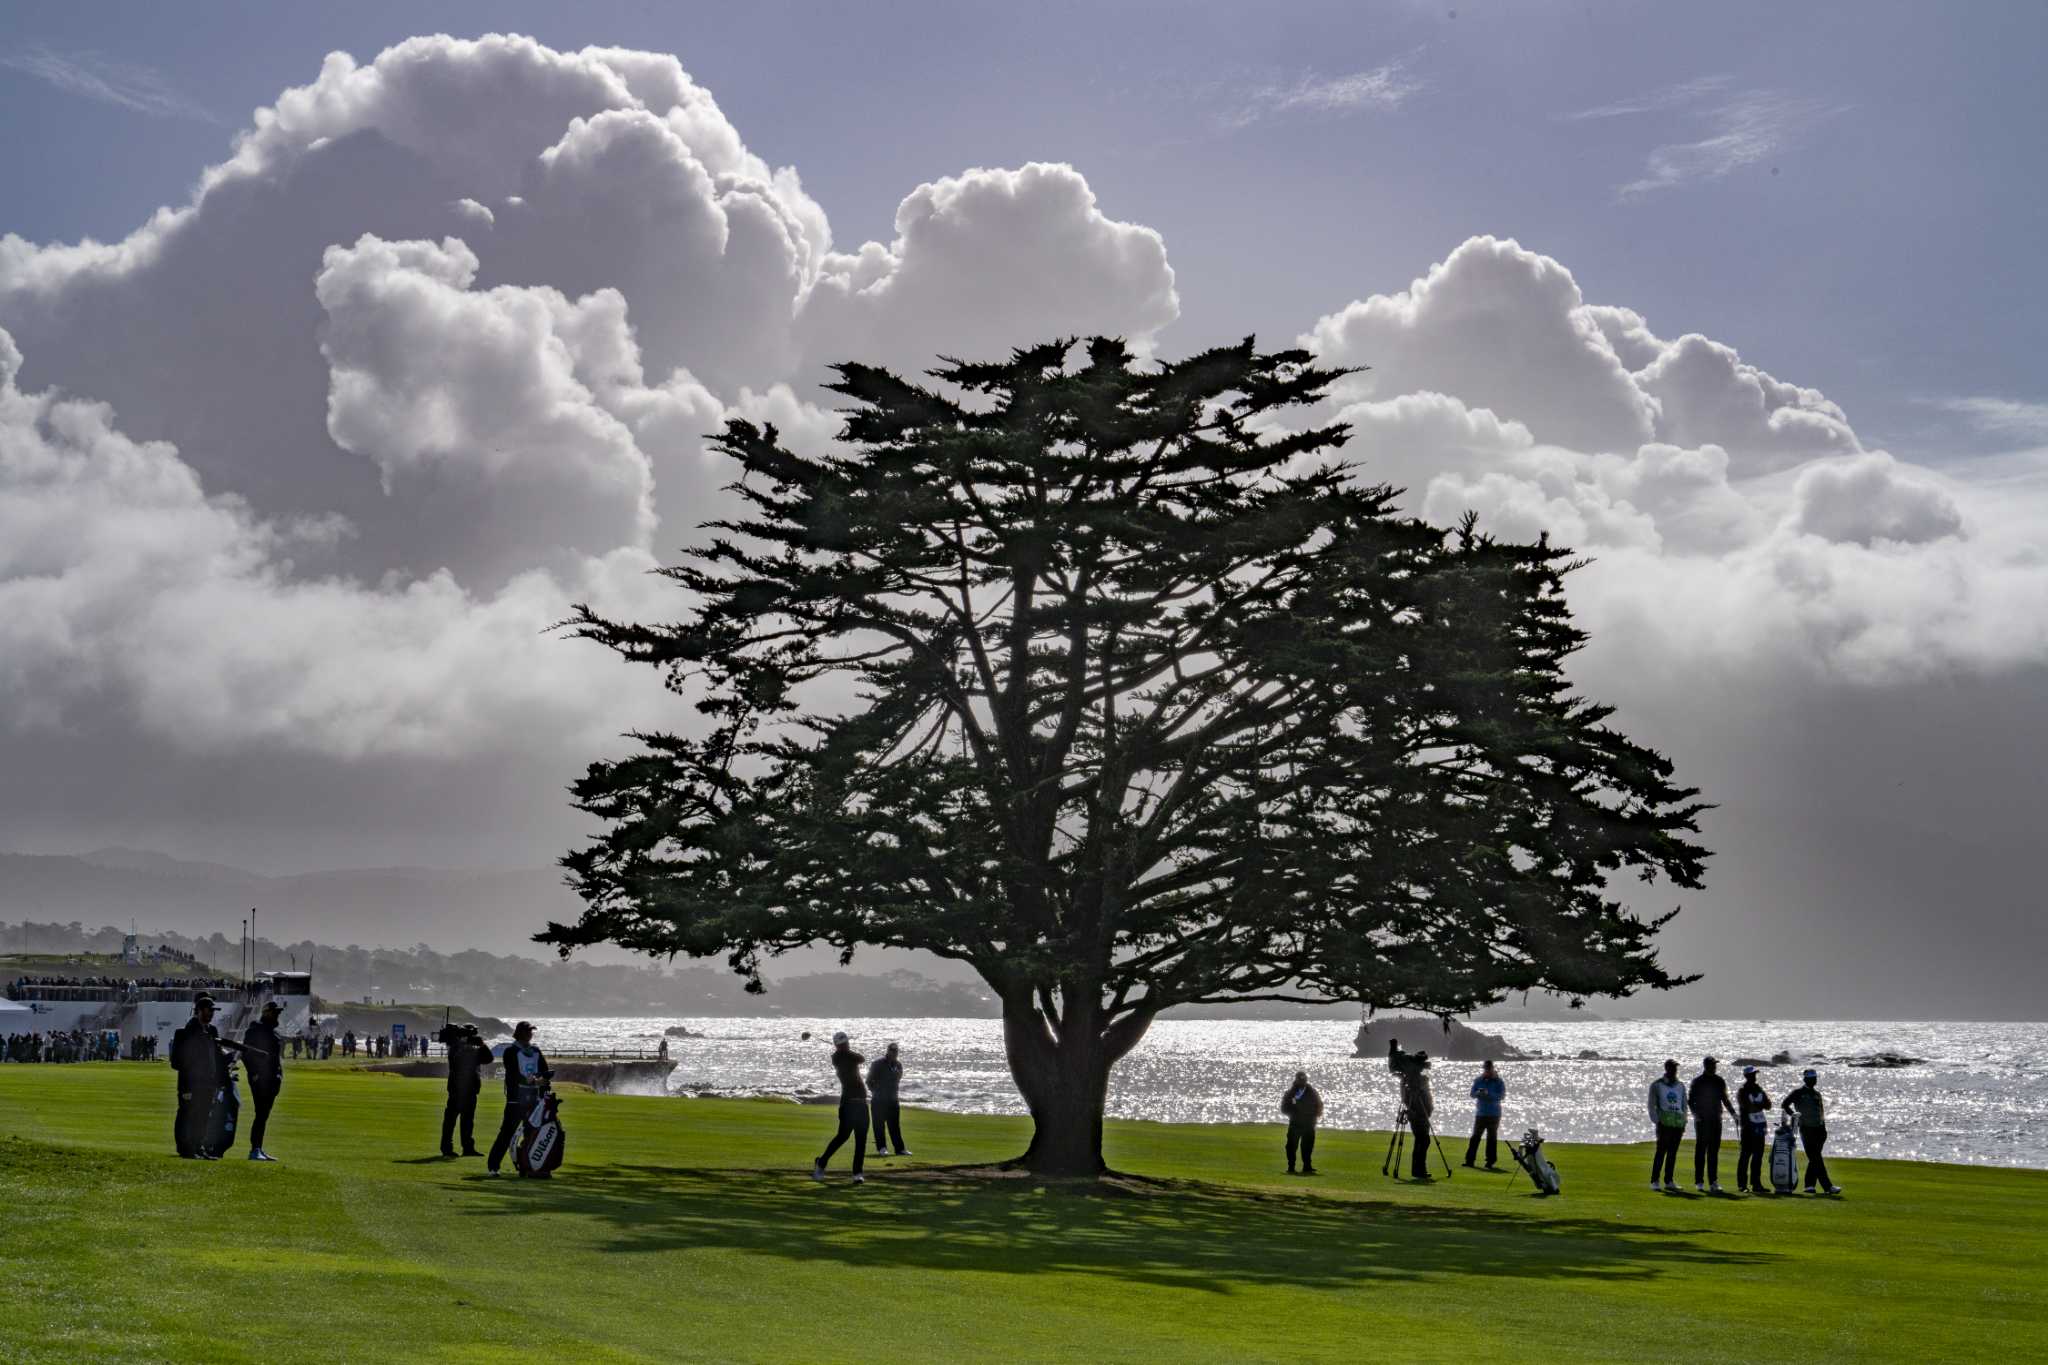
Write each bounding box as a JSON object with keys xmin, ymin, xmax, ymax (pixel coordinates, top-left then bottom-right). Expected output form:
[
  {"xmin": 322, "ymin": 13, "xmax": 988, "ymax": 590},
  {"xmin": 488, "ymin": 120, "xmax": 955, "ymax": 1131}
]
[
  {"xmin": 241, "ymin": 999, "xmax": 285, "ymax": 1161},
  {"xmin": 170, "ymin": 996, "xmax": 222, "ymax": 1159},
  {"xmin": 811, "ymin": 1031, "xmax": 868, "ymax": 1184},
  {"xmin": 1282, "ymin": 1071, "xmax": 1322, "ymax": 1174},
  {"xmin": 486, "ymin": 1021, "xmax": 551, "ymax": 1175},
  {"xmin": 1648, "ymin": 1059, "xmax": 1686, "ymax": 1189},
  {"xmin": 1783, "ymin": 1069, "xmax": 1842, "ymax": 1195},
  {"xmin": 1465, "ymin": 1060, "xmax": 1506, "ymax": 1168},
  {"xmin": 441, "ymin": 1024, "xmax": 488, "ymax": 1157},
  {"xmin": 1735, "ymin": 1067, "xmax": 1772, "ymax": 1192},
  {"xmin": 1688, "ymin": 1056, "xmax": 1737, "ymax": 1192},
  {"xmin": 867, "ymin": 1042, "xmax": 910, "ymax": 1157}
]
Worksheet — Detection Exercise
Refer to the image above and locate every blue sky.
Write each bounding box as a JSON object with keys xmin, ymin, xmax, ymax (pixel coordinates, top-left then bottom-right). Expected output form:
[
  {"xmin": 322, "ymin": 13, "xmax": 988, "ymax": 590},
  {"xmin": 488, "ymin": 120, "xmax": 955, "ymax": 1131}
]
[{"xmin": 2, "ymin": 1, "xmax": 2042, "ymax": 461}]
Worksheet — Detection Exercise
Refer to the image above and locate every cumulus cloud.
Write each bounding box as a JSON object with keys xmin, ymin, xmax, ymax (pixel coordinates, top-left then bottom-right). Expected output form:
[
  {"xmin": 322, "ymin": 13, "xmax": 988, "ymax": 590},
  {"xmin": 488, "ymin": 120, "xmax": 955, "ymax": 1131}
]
[
  {"xmin": 315, "ymin": 233, "xmax": 656, "ymax": 585},
  {"xmin": 1788, "ymin": 453, "xmax": 1963, "ymax": 547},
  {"xmin": 801, "ymin": 162, "xmax": 1179, "ymax": 375},
  {"xmin": 1305, "ymin": 235, "xmax": 2044, "ymax": 683},
  {"xmin": 0, "ymin": 35, "xmax": 1181, "ymax": 771},
  {"xmin": 0, "ymin": 322, "xmax": 669, "ymax": 757}
]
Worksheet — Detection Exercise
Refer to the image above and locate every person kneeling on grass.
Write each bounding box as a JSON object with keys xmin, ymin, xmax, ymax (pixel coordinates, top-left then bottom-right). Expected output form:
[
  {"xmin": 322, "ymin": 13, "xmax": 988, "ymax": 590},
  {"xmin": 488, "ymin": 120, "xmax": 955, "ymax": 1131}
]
[
  {"xmin": 1782, "ymin": 1069, "xmax": 1843, "ymax": 1196},
  {"xmin": 486, "ymin": 1021, "xmax": 551, "ymax": 1176},
  {"xmin": 1282, "ymin": 1070, "xmax": 1322, "ymax": 1174},
  {"xmin": 867, "ymin": 1042, "xmax": 911, "ymax": 1158},
  {"xmin": 812, "ymin": 1031, "xmax": 868, "ymax": 1185}
]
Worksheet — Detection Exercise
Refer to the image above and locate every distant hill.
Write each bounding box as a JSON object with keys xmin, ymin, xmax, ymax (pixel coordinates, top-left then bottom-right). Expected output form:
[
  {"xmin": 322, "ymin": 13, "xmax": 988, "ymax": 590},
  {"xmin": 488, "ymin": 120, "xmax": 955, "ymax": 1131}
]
[
  {"xmin": 0, "ymin": 848, "xmax": 974, "ymax": 982},
  {"xmin": 0, "ymin": 848, "xmax": 581, "ymax": 951}
]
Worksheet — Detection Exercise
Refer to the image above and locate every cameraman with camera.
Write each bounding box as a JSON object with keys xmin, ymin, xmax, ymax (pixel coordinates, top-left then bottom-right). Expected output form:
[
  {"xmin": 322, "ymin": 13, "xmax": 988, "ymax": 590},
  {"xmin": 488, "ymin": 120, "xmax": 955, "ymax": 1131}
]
[{"xmin": 1388, "ymin": 1039, "xmax": 1438, "ymax": 1179}]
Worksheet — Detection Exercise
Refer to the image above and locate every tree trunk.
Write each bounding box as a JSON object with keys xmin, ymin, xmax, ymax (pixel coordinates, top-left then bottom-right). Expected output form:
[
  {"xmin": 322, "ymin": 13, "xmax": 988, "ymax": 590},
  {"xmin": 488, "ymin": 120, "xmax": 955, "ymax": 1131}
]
[{"xmin": 1001, "ymin": 992, "xmax": 1155, "ymax": 1177}]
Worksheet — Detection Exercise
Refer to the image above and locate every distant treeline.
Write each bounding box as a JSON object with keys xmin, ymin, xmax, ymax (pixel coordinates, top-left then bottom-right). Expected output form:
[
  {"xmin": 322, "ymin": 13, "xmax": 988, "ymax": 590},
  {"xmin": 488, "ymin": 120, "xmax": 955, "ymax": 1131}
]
[{"xmin": 0, "ymin": 920, "xmax": 996, "ymax": 1018}]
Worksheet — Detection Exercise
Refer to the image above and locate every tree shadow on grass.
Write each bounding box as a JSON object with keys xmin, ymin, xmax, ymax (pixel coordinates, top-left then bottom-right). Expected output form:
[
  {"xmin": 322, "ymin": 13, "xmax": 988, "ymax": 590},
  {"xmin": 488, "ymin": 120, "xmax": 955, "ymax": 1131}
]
[{"xmin": 452, "ymin": 1163, "xmax": 1774, "ymax": 1294}]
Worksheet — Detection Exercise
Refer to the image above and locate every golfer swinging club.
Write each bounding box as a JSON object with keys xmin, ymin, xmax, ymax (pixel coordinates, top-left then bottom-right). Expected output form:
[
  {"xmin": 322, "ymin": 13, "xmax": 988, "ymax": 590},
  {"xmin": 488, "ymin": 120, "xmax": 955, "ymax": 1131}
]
[{"xmin": 811, "ymin": 1031, "xmax": 869, "ymax": 1185}]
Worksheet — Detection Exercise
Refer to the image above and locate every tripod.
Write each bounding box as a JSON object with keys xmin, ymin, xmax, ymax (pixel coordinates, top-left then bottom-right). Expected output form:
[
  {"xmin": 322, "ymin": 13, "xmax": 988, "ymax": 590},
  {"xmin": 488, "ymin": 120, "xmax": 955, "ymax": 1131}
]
[{"xmin": 1380, "ymin": 1105, "xmax": 1454, "ymax": 1179}]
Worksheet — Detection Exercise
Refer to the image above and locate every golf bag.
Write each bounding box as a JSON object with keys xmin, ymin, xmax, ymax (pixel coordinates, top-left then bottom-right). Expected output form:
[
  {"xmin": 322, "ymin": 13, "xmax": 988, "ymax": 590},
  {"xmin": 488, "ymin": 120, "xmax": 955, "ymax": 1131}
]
[
  {"xmin": 206, "ymin": 1061, "xmax": 242, "ymax": 1157},
  {"xmin": 1508, "ymin": 1128, "xmax": 1560, "ymax": 1196},
  {"xmin": 1770, "ymin": 1114, "xmax": 1800, "ymax": 1193},
  {"xmin": 513, "ymin": 1084, "xmax": 564, "ymax": 1179}
]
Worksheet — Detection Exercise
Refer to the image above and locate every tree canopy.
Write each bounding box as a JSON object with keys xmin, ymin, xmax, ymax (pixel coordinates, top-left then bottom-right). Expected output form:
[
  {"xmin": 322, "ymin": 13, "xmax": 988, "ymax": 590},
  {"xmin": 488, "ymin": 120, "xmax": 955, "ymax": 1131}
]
[{"xmin": 546, "ymin": 337, "xmax": 1708, "ymax": 1173}]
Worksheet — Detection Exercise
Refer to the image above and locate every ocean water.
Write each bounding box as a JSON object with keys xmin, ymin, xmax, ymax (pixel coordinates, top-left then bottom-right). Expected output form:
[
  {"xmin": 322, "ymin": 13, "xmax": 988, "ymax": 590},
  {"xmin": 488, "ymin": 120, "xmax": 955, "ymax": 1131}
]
[{"xmin": 520, "ymin": 1015, "xmax": 2048, "ymax": 1169}]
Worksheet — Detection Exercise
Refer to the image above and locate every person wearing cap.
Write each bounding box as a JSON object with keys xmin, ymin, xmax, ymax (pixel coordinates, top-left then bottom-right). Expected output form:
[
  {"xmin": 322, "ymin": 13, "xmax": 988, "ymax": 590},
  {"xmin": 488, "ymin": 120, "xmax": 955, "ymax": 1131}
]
[
  {"xmin": 1465, "ymin": 1059, "xmax": 1506, "ymax": 1170},
  {"xmin": 170, "ymin": 995, "xmax": 223, "ymax": 1158},
  {"xmin": 867, "ymin": 1041, "xmax": 911, "ymax": 1158},
  {"xmin": 1734, "ymin": 1065, "xmax": 1773, "ymax": 1193},
  {"xmin": 1281, "ymin": 1070, "xmax": 1323, "ymax": 1175},
  {"xmin": 441, "ymin": 1024, "xmax": 490, "ymax": 1158},
  {"xmin": 1647, "ymin": 1059, "xmax": 1687, "ymax": 1190},
  {"xmin": 486, "ymin": 1021, "xmax": 552, "ymax": 1175},
  {"xmin": 1782, "ymin": 1069, "xmax": 1843, "ymax": 1195},
  {"xmin": 811, "ymin": 1031, "xmax": 868, "ymax": 1184},
  {"xmin": 241, "ymin": 998, "xmax": 285, "ymax": 1162},
  {"xmin": 1688, "ymin": 1056, "xmax": 1737, "ymax": 1193}
]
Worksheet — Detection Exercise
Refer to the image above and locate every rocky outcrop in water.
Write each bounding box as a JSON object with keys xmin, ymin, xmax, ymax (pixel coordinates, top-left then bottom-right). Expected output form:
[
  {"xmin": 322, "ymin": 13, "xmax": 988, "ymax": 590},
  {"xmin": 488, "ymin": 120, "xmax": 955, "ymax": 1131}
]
[{"xmin": 1352, "ymin": 1016, "xmax": 1529, "ymax": 1062}]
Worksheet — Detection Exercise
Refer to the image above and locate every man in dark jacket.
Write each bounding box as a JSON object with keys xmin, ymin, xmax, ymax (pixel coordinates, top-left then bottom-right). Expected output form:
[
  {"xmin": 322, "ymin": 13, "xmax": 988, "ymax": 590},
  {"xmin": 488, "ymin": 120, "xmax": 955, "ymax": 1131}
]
[
  {"xmin": 169, "ymin": 996, "xmax": 222, "ymax": 1159},
  {"xmin": 486, "ymin": 1021, "xmax": 552, "ymax": 1175},
  {"xmin": 1282, "ymin": 1070, "xmax": 1322, "ymax": 1174},
  {"xmin": 811, "ymin": 1031, "xmax": 868, "ymax": 1184},
  {"xmin": 1688, "ymin": 1056, "xmax": 1738, "ymax": 1193},
  {"xmin": 1735, "ymin": 1066, "xmax": 1773, "ymax": 1193},
  {"xmin": 866, "ymin": 1042, "xmax": 910, "ymax": 1157},
  {"xmin": 1782, "ymin": 1069, "xmax": 1843, "ymax": 1195},
  {"xmin": 442, "ymin": 1024, "xmax": 489, "ymax": 1157},
  {"xmin": 1389, "ymin": 1041, "xmax": 1436, "ymax": 1179},
  {"xmin": 241, "ymin": 999, "xmax": 285, "ymax": 1162}
]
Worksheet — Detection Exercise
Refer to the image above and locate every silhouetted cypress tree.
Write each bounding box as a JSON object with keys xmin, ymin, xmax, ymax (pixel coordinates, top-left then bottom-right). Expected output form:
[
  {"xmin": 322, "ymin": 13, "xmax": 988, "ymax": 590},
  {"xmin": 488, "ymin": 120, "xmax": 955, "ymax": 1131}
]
[{"xmin": 548, "ymin": 338, "xmax": 1708, "ymax": 1176}]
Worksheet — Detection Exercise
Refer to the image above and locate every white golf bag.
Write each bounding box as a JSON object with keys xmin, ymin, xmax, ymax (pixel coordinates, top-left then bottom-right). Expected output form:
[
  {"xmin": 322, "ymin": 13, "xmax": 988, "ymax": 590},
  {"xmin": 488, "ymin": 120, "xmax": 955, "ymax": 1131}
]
[
  {"xmin": 1509, "ymin": 1128, "xmax": 1560, "ymax": 1196},
  {"xmin": 1770, "ymin": 1114, "xmax": 1800, "ymax": 1193}
]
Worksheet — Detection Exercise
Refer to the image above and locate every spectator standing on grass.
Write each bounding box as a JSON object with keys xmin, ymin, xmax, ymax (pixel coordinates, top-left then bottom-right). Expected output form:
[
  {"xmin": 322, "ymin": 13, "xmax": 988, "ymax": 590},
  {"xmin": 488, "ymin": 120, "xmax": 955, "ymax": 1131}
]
[
  {"xmin": 241, "ymin": 999, "xmax": 284, "ymax": 1162},
  {"xmin": 1465, "ymin": 1060, "xmax": 1506, "ymax": 1170},
  {"xmin": 1282, "ymin": 1070, "xmax": 1322, "ymax": 1175},
  {"xmin": 1648, "ymin": 1059, "xmax": 1687, "ymax": 1191},
  {"xmin": 1782, "ymin": 1069, "xmax": 1844, "ymax": 1196},
  {"xmin": 1735, "ymin": 1066, "xmax": 1773, "ymax": 1193},
  {"xmin": 867, "ymin": 1042, "xmax": 911, "ymax": 1157},
  {"xmin": 811, "ymin": 1031, "xmax": 869, "ymax": 1184},
  {"xmin": 1689, "ymin": 1056, "xmax": 1737, "ymax": 1193},
  {"xmin": 170, "ymin": 995, "xmax": 222, "ymax": 1159}
]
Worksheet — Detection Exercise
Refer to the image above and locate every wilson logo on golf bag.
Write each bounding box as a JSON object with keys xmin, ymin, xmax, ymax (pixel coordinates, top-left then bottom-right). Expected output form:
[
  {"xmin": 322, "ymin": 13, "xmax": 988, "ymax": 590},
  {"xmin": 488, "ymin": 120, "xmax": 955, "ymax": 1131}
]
[
  {"xmin": 515, "ymin": 1087, "xmax": 564, "ymax": 1179},
  {"xmin": 1770, "ymin": 1116, "xmax": 1799, "ymax": 1193}
]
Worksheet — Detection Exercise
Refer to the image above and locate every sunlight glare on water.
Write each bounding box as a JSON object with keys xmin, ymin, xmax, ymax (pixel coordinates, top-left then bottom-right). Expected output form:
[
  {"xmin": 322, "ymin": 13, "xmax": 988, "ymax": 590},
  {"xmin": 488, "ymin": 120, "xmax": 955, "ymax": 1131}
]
[{"xmin": 520, "ymin": 1016, "xmax": 2048, "ymax": 1169}]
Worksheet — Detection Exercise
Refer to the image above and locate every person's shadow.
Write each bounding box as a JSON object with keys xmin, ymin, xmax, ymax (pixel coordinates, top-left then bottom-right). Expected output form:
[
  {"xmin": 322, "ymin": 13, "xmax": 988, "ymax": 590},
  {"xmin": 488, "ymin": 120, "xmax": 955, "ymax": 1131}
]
[{"xmin": 454, "ymin": 1164, "xmax": 1773, "ymax": 1294}]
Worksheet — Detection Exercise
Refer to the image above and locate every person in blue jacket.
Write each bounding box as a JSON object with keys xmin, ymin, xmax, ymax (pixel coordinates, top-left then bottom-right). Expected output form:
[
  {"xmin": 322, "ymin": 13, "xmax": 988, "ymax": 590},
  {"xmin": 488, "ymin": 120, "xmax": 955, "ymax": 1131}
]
[{"xmin": 1464, "ymin": 1059, "xmax": 1507, "ymax": 1169}]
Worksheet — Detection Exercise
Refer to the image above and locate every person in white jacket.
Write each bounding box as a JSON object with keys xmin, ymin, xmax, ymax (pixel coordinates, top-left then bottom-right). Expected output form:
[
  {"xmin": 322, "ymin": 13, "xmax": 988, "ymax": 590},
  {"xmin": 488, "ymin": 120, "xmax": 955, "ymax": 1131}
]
[{"xmin": 1647, "ymin": 1059, "xmax": 1688, "ymax": 1191}]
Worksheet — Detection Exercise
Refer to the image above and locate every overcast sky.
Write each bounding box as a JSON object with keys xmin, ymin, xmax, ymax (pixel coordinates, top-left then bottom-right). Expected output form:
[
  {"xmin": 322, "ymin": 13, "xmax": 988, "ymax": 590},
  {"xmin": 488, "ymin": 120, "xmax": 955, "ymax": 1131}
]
[{"xmin": 2, "ymin": 4, "xmax": 2043, "ymax": 1018}]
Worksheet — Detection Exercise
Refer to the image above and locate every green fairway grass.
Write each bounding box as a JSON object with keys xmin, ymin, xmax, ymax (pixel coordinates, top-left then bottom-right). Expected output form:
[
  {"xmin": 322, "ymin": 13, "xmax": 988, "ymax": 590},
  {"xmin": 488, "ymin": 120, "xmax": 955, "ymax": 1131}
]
[{"xmin": 1, "ymin": 1063, "xmax": 2041, "ymax": 1363}]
